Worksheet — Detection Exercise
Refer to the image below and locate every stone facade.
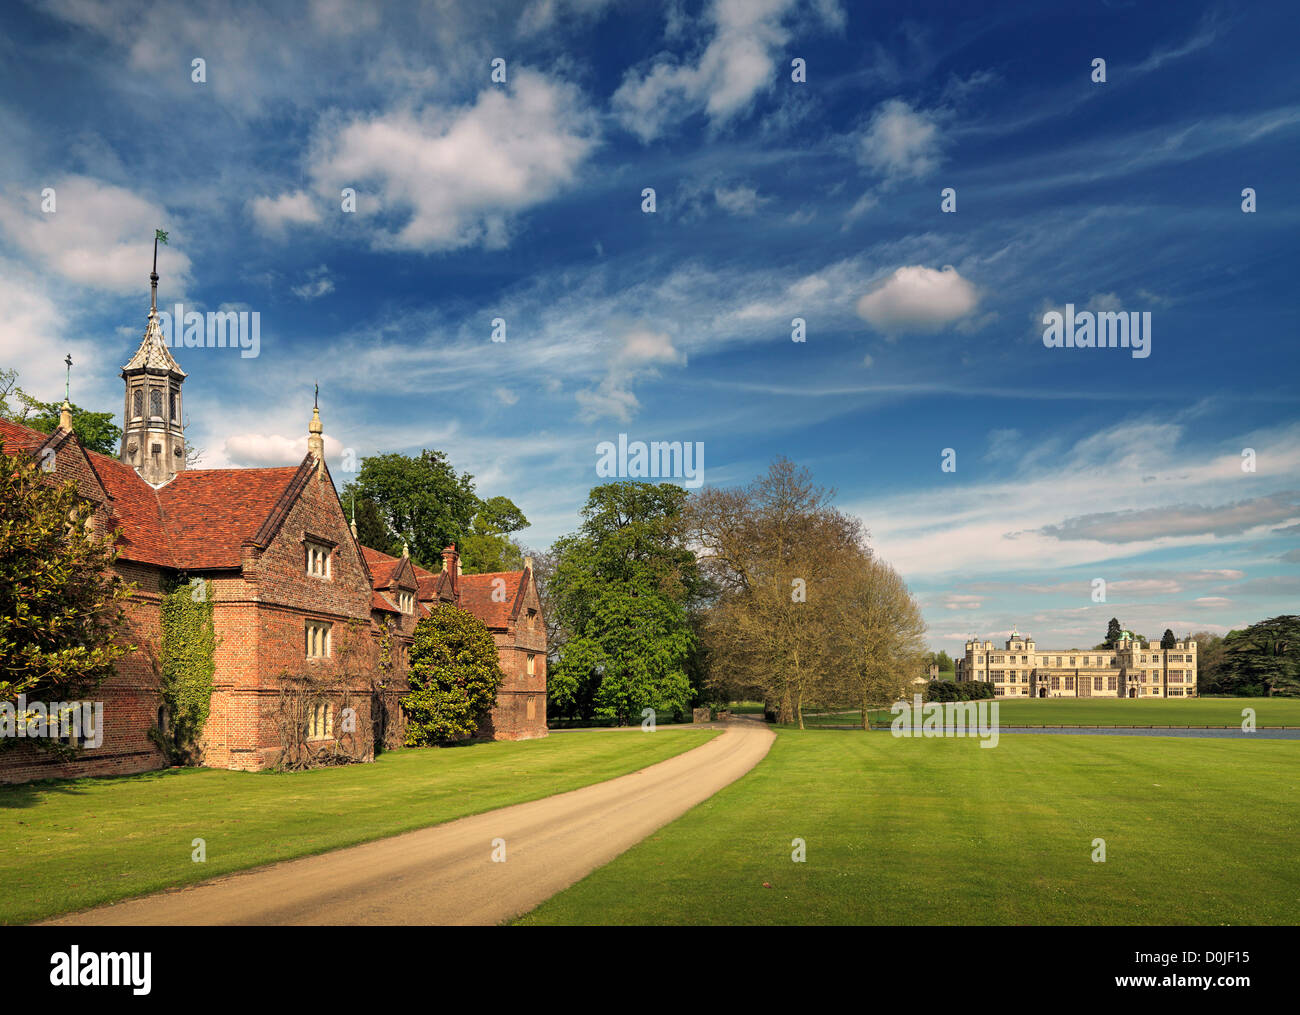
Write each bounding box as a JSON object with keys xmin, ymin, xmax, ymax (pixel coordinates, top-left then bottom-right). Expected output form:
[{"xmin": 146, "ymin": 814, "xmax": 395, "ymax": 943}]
[{"xmin": 955, "ymin": 629, "xmax": 1198, "ymax": 698}]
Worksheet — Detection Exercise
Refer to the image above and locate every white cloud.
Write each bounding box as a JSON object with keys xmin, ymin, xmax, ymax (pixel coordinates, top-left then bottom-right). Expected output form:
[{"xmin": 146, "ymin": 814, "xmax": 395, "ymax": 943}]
[
  {"xmin": 713, "ymin": 183, "xmax": 765, "ymax": 216},
  {"xmin": 0, "ymin": 176, "xmax": 191, "ymax": 293},
  {"xmin": 856, "ymin": 265, "xmax": 979, "ymax": 333},
  {"xmin": 307, "ymin": 69, "xmax": 598, "ymax": 251},
  {"xmin": 851, "ymin": 420, "xmax": 1300, "ymax": 581},
  {"xmin": 250, "ymin": 191, "xmax": 323, "ymax": 235},
  {"xmin": 613, "ymin": 0, "xmax": 840, "ymax": 141},
  {"xmin": 576, "ymin": 326, "xmax": 685, "ymax": 422},
  {"xmin": 1040, "ymin": 492, "xmax": 1300, "ymax": 543},
  {"xmin": 222, "ymin": 431, "xmax": 344, "ymax": 467},
  {"xmin": 858, "ymin": 98, "xmax": 944, "ymax": 181},
  {"xmin": 291, "ymin": 265, "xmax": 335, "ymax": 301}
]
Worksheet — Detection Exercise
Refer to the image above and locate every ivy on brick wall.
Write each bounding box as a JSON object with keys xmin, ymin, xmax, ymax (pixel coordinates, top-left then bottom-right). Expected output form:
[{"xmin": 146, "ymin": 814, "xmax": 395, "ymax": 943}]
[{"xmin": 155, "ymin": 577, "xmax": 216, "ymax": 763}]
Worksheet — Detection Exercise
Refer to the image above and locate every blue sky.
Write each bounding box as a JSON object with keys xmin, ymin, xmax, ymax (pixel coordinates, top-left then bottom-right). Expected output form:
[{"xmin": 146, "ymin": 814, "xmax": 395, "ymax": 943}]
[{"xmin": 1, "ymin": 0, "xmax": 1296, "ymax": 654}]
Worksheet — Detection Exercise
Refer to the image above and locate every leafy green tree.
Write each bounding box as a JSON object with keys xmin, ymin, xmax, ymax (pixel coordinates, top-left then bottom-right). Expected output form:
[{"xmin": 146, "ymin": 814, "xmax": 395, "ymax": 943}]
[
  {"xmin": 1213, "ymin": 616, "xmax": 1299, "ymax": 697},
  {"xmin": 341, "ymin": 450, "xmax": 478, "ymax": 569},
  {"xmin": 15, "ymin": 395, "xmax": 123, "ymax": 456},
  {"xmin": 1191, "ymin": 631, "xmax": 1226, "ymax": 693},
  {"xmin": 0, "ymin": 367, "xmax": 18, "ymax": 419},
  {"xmin": 347, "ymin": 495, "xmax": 398, "ymax": 556},
  {"xmin": 402, "ymin": 603, "xmax": 505, "ymax": 743},
  {"xmin": 0, "ymin": 438, "xmax": 131, "ymax": 711},
  {"xmin": 460, "ymin": 495, "xmax": 528, "ymax": 575},
  {"xmin": 548, "ymin": 482, "xmax": 701, "ymax": 724}
]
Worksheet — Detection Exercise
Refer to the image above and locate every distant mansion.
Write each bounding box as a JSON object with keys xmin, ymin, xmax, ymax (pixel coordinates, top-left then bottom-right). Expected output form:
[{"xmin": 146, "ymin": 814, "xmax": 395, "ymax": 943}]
[{"xmin": 955, "ymin": 629, "xmax": 1198, "ymax": 698}]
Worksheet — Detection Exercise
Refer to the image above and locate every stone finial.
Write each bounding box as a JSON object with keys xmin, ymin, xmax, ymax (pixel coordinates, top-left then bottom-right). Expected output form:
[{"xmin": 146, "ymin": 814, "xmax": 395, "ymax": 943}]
[
  {"xmin": 401, "ymin": 541, "xmax": 410, "ymax": 559},
  {"xmin": 524, "ymin": 555, "xmax": 533, "ymax": 573},
  {"xmin": 58, "ymin": 399, "xmax": 74, "ymax": 433},
  {"xmin": 307, "ymin": 404, "xmax": 324, "ymax": 474}
]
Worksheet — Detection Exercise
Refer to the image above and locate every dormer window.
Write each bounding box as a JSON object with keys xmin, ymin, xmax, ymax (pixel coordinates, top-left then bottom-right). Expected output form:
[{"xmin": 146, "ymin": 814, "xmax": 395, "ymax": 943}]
[{"xmin": 306, "ymin": 541, "xmax": 332, "ymax": 579}]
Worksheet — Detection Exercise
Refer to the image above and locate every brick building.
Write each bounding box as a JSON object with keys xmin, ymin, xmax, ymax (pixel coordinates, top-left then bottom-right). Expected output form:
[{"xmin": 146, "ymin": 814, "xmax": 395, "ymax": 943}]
[{"xmin": 0, "ymin": 273, "xmax": 546, "ymax": 785}]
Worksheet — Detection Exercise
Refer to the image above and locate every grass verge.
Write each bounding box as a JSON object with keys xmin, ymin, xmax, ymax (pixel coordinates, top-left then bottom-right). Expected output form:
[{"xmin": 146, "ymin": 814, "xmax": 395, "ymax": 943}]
[
  {"xmin": 0, "ymin": 728, "xmax": 718, "ymax": 924},
  {"xmin": 516, "ymin": 727, "xmax": 1299, "ymax": 924}
]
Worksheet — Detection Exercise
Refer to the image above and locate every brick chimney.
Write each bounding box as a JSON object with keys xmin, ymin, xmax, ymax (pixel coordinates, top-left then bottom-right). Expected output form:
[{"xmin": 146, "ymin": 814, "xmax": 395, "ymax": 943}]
[{"xmin": 441, "ymin": 544, "xmax": 460, "ymax": 590}]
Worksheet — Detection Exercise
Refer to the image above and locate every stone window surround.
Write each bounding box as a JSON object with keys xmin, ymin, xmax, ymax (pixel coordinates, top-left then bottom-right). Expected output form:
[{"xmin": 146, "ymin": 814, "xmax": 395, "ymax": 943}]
[{"xmin": 303, "ymin": 534, "xmax": 337, "ymax": 580}]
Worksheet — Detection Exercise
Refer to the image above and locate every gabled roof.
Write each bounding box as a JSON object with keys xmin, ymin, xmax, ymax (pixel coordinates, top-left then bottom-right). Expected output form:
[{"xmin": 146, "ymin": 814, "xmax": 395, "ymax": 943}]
[
  {"xmin": 155, "ymin": 463, "xmax": 305, "ymax": 569},
  {"xmin": 0, "ymin": 417, "xmax": 176, "ymax": 567},
  {"xmin": 0, "ymin": 417, "xmax": 50, "ymax": 455},
  {"xmin": 87, "ymin": 450, "xmax": 177, "ymax": 567},
  {"xmin": 458, "ymin": 570, "xmax": 529, "ymax": 630},
  {"xmin": 370, "ymin": 590, "xmax": 401, "ymax": 614},
  {"xmin": 122, "ymin": 311, "xmax": 187, "ymax": 377},
  {"xmin": 359, "ymin": 546, "xmax": 418, "ymax": 590},
  {"xmin": 412, "ymin": 562, "xmax": 452, "ymax": 602}
]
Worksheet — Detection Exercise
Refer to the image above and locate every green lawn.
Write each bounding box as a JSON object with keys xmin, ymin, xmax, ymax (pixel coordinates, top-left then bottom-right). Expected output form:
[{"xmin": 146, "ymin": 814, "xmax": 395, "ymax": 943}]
[
  {"xmin": 516, "ymin": 727, "xmax": 1300, "ymax": 925},
  {"xmin": 798, "ymin": 696, "xmax": 1300, "ymax": 728},
  {"xmin": 0, "ymin": 728, "xmax": 718, "ymax": 925}
]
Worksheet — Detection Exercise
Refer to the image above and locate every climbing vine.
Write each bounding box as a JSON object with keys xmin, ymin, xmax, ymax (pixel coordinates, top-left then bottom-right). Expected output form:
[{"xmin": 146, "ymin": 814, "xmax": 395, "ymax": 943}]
[
  {"xmin": 270, "ymin": 617, "xmax": 372, "ymax": 771},
  {"xmin": 153, "ymin": 576, "xmax": 216, "ymax": 764}
]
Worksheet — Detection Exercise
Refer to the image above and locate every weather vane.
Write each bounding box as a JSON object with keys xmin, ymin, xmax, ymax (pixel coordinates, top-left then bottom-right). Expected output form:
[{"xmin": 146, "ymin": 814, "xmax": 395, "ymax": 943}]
[
  {"xmin": 64, "ymin": 354, "xmax": 72, "ymax": 403},
  {"xmin": 314, "ymin": 381, "xmax": 319, "ymax": 409}
]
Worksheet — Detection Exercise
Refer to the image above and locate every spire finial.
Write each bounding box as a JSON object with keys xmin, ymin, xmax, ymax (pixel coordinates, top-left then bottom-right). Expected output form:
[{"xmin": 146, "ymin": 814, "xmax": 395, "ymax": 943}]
[
  {"xmin": 151, "ymin": 229, "xmax": 168, "ymax": 315},
  {"xmin": 64, "ymin": 353, "xmax": 72, "ymax": 403},
  {"xmin": 314, "ymin": 381, "xmax": 319, "ymax": 410},
  {"xmin": 307, "ymin": 388, "xmax": 325, "ymax": 476}
]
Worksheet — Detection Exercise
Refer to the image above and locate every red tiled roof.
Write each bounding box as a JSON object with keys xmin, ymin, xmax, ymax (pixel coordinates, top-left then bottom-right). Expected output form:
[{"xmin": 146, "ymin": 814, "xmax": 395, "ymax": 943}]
[
  {"xmin": 370, "ymin": 591, "xmax": 400, "ymax": 614},
  {"xmin": 0, "ymin": 418, "xmax": 177, "ymax": 568},
  {"xmin": 411, "ymin": 563, "xmax": 452, "ymax": 602},
  {"xmin": 156, "ymin": 465, "xmax": 304, "ymax": 569},
  {"xmin": 359, "ymin": 546, "xmax": 401, "ymax": 587},
  {"xmin": 358, "ymin": 545, "xmax": 420, "ymax": 590},
  {"xmin": 0, "ymin": 417, "xmax": 48, "ymax": 455},
  {"xmin": 458, "ymin": 570, "xmax": 526, "ymax": 629},
  {"xmin": 86, "ymin": 451, "xmax": 176, "ymax": 568}
]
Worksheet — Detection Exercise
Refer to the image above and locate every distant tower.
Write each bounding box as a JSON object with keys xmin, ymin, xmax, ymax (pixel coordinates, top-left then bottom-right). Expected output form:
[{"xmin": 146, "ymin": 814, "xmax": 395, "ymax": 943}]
[{"xmin": 120, "ymin": 240, "xmax": 186, "ymax": 486}]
